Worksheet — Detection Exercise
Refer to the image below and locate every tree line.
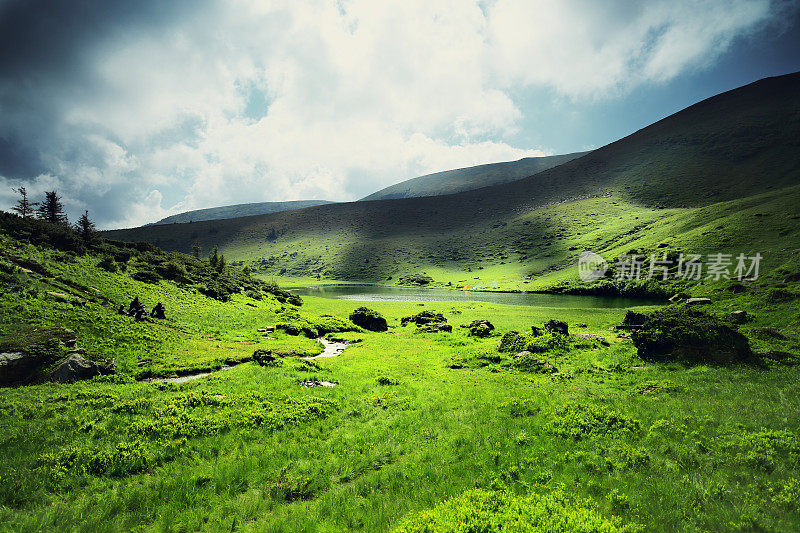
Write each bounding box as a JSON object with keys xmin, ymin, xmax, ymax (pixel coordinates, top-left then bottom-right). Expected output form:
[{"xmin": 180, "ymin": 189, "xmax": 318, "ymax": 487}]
[{"xmin": 10, "ymin": 187, "xmax": 96, "ymax": 241}]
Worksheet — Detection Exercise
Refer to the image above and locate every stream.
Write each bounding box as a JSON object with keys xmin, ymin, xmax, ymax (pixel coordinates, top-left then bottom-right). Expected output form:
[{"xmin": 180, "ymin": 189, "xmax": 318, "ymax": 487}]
[{"xmin": 142, "ymin": 337, "xmax": 350, "ymax": 384}]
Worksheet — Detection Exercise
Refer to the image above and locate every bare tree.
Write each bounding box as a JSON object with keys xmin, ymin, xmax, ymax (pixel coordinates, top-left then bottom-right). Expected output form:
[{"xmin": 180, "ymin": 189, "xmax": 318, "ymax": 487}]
[{"xmin": 11, "ymin": 187, "xmax": 38, "ymax": 218}]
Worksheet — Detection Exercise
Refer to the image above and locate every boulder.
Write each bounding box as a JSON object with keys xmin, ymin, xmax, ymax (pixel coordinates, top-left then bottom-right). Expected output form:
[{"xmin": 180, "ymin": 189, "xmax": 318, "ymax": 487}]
[
  {"xmin": 349, "ymin": 307, "xmax": 388, "ymax": 332},
  {"xmin": 730, "ymin": 310, "xmax": 749, "ymax": 324},
  {"xmin": 0, "ymin": 352, "xmax": 34, "ymax": 385},
  {"xmin": 46, "ymin": 354, "xmax": 105, "ymax": 383},
  {"xmin": 631, "ymin": 307, "xmax": 751, "ymax": 364},
  {"xmin": 686, "ymin": 298, "xmax": 712, "ymax": 306},
  {"xmin": 513, "ymin": 350, "xmax": 532, "ymax": 360},
  {"xmin": 401, "ymin": 311, "xmax": 446, "ymax": 327},
  {"xmin": 468, "ymin": 320, "xmax": 494, "ymax": 337},
  {"xmin": 544, "ymin": 319, "xmax": 568, "ymax": 335}
]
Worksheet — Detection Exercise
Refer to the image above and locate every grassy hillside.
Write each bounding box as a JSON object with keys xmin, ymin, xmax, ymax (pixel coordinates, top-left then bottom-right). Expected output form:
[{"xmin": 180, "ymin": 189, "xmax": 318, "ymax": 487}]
[
  {"xmin": 150, "ymin": 200, "xmax": 335, "ymax": 225},
  {"xmin": 360, "ymin": 152, "xmax": 587, "ymax": 201},
  {"xmin": 106, "ymin": 73, "xmax": 800, "ymax": 291},
  {"xmin": 3, "ymin": 211, "xmax": 800, "ymax": 530}
]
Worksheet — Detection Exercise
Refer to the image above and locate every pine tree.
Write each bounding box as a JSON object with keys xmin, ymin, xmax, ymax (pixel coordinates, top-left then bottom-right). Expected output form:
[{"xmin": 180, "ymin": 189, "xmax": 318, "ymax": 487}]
[
  {"xmin": 209, "ymin": 246, "xmax": 219, "ymax": 268},
  {"xmin": 74, "ymin": 210, "xmax": 97, "ymax": 241},
  {"xmin": 192, "ymin": 243, "xmax": 202, "ymax": 259},
  {"xmin": 36, "ymin": 190, "xmax": 68, "ymax": 225},
  {"xmin": 217, "ymin": 254, "xmax": 226, "ymax": 273},
  {"xmin": 11, "ymin": 187, "xmax": 38, "ymax": 218}
]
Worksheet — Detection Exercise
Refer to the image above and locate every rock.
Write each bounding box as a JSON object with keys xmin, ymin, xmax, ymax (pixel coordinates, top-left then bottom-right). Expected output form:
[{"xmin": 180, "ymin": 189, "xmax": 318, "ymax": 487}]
[
  {"xmin": 0, "ymin": 352, "xmax": 33, "ymax": 384},
  {"xmin": 66, "ymin": 348, "xmax": 87, "ymax": 355},
  {"xmin": 544, "ymin": 319, "xmax": 568, "ymax": 335},
  {"xmin": 63, "ymin": 339, "xmax": 78, "ymax": 348},
  {"xmin": 349, "ymin": 307, "xmax": 388, "ymax": 332},
  {"xmin": 45, "ymin": 291, "xmax": 74, "ymax": 303},
  {"xmin": 46, "ymin": 354, "xmax": 104, "ymax": 383},
  {"xmin": 439, "ymin": 324, "xmax": 453, "ymax": 333},
  {"xmin": 252, "ymin": 349, "xmax": 280, "ymax": 366},
  {"xmin": 257, "ymin": 328, "xmax": 267, "ymax": 333},
  {"xmin": 513, "ymin": 350, "xmax": 532, "ymax": 360},
  {"xmin": 668, "ymin": 292, "xmax": 690, "ymax": 303},
  {"xmin": 577, "ymin": 323, "xmax": 588, "ymax": 328},
  {"xmin": 530, "ymin": 326, "xmax": 543, "ymax": 337},
  {"xmin": 631, "ymin": 307, "xmax": 751, "ymax": 364},
  {"xmin": 401, "ymin": 311, "xmax": 446, "ymax": 327},
  {"xmin": 730, "ymin": 310, "xmax": 749, "ymax": 324},
  {"xmin": 621, "ymin": 311, "xmax": 646, "ymax": 327},
  {"xmin": 757, "ymin": 350, "xmax": 797, "ymax": 362},
  {"xmin": 686, "ymin": 298, "xmax": 712, "ymax": 305},
  {"xmin": 467, "ymin": 320, "xmax": 494, "ymax": 337},
  {"xmin": 574, "ymin": 333, "xmax": 607, "ymax": 342}
]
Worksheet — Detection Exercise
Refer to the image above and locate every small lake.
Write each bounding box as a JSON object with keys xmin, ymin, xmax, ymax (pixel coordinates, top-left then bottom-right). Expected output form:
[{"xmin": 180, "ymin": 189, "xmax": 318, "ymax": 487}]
[{"xmin": 290, "ymin": 284, "xmax": 662, "ymax": 308}]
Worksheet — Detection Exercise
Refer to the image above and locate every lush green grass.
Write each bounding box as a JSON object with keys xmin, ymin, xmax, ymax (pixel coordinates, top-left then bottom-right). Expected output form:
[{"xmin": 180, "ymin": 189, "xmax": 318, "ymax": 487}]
[
  {"xmin": 2, "ymin": 72, "xmax": 800, "ymax": 531},
  {"xmin": 2, "ymin": 228, "xmax": 800, "ymax": 531}
]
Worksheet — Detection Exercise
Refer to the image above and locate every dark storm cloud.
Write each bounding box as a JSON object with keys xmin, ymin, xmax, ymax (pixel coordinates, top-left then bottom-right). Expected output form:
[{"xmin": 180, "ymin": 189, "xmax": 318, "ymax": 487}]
[{"xmin": 0, "ymin": 0, "xmax": 202, "ymax": 179}]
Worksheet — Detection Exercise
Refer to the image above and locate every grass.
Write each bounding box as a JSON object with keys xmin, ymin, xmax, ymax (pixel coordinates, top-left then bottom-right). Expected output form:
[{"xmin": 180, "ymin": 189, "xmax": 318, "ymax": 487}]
[
  {"xmin": 2, "ymin": 238, "xmax": 800, "ymax": 531},
  {"xmin": 2, "ymin": 72, "xmax": 800, "ymax": 531}
]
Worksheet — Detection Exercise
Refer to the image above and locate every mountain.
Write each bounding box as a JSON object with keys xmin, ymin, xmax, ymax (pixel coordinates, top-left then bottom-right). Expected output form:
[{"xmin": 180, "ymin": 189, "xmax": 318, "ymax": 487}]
[
  {"xmin": 150, "ymin": 200, "xmax": 335, "ymax": 225},
  {"xmin": 360, "ymin": 153, "xmax": 588, "ymax": 201},
  {"xmin": 106, "ymin": 72, "xmax": 800, "ymax": 291}
]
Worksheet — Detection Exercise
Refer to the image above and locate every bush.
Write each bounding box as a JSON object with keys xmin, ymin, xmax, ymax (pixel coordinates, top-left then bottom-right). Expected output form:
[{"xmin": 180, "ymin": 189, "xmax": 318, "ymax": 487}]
[
  {"xmin": 392, "ymin": 489, "xmax": 633, "ymax": 532},
  {"xmin": 498, "ymin": 331, "xmax": 528, "ymax": 353},
  {"xmin": 350, "ymin": 307, "xmax": 388, "ymax": 332},
  {"xmin": 545, "ymin": 404, "xmax": 641, "ymax": 441},
  {"xmin": 398, "ymin": 273, "xmax": 434, "ymax": 285},
  {"xmin": 631, "ymin": 307, "xmax": 751, "ymax": 363}
]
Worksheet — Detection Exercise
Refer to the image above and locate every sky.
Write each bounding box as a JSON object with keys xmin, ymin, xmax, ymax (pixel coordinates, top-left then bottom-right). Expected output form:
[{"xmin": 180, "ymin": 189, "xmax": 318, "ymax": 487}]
[{"xmin": 0, "ymin": 0, "xmax": 798, "ymax": 229}]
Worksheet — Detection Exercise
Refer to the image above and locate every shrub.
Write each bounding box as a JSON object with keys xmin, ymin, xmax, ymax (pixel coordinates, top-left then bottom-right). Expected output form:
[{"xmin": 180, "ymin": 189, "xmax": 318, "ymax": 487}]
[
  {"xmin": 392, "ymin": 489, "xmax": 633, "ymax": 532},
  {"xmin": 545, "ymin": 404, "xmax": 641, "ymax": 440},
  {"xmin": 398, "ymin": 273, "xmax": 433, "ymax": 285},
  {"xmin": 631, "ymin": 307, "xmax": 751, "ymax": 363},
  {"xmin": 498, "ymin": 331, "xmax": 528, "ymax": 353},
  {"xmin": 350, "ymin": 307, "xmax": 388, "ymax": 332}
]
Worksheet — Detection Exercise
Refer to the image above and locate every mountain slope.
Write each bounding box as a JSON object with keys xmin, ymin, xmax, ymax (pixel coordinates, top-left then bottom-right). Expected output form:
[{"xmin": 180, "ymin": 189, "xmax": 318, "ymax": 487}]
[
  {"xmin": 360, "ymin": 153, "xmax": 587, "ymax": 201},
  {"xmin": 106, "ymin": 72, "xmax": 800, "ymax": 289},
  {"xmin": 151, "ymin": 200, "xmax": 335, "ymax": 225}
]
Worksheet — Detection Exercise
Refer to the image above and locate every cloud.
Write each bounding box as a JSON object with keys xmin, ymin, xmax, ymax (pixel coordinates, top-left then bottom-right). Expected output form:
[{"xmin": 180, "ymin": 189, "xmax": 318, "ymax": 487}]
[{"xmin": 0, "ymin": 0, "xmax": 789, "ymax": 227}]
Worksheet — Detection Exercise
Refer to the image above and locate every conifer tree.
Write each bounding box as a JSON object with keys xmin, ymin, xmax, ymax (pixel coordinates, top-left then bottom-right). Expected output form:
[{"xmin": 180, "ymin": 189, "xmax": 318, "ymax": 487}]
[
  {"xmin": 74, "ymin": 210, "xmax": 97, "ymax": 241},
  {"xmin": 217, "ymin": 254, "xmax": 226, "ymax": 273},
  {"xmin": 209, "ymin": 246, "xmax": 219, "ymax": 268},
  {"xmin": 192, "ymin": 243, "xmax": 202, "ymax": 259},
  {"xmin": 11, "ymin": 187, "xmax": 37, "ymax": 218},
  {"xmin": 36, "ymin": 190, "xmax": 68, "ymax": 224}
]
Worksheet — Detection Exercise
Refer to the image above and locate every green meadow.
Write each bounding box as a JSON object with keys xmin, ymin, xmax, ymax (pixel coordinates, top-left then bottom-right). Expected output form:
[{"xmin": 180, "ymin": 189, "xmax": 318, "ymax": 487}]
[
  {"xmin": 2, "ymin": 212, "xmax": 800, "ymax": 531},
  {"xmin": 2, "ymin": 73, "xmax": 800, "ymax": 531}
]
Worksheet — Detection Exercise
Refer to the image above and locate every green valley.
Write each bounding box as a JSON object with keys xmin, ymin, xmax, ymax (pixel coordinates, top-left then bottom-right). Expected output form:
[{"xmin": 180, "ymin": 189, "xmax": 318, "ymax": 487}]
[{"xmin": 2, "ymin": 71, "xmax": 800, "ymax": 533}]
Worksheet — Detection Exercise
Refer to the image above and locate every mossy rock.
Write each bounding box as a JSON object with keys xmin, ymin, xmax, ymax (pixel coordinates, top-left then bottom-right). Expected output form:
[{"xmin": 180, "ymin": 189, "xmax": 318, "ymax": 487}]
[
  {"xmin": 401, "ymin": 310, "xmax": 446, "ymax": 327},
  {"xmin": 349, "ymin": 307, "xmax": 388, "ymax": 332},
  {"xmin": 631, "ymin": 307, "xmax": 751, "ymax": 364}
]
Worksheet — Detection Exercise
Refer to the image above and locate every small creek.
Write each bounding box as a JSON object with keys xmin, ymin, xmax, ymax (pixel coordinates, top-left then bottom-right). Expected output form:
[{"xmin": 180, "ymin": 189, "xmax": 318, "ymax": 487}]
[{"xmin": 142, "ymin": 337, "xmax": 350, "ymax": 384}]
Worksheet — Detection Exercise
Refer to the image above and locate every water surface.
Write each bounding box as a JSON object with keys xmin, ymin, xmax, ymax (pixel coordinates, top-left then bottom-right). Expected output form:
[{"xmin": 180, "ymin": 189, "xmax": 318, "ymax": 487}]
[{"xmin": 291, "ymin": 284, "xmax": 662, "ymax": 308}]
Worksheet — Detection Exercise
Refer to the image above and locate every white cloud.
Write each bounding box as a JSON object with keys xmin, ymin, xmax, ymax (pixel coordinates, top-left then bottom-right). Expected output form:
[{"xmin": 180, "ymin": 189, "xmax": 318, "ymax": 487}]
[{"xmin": 0, "ymin": 0, "xmax": 783, "ymax": 227}]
